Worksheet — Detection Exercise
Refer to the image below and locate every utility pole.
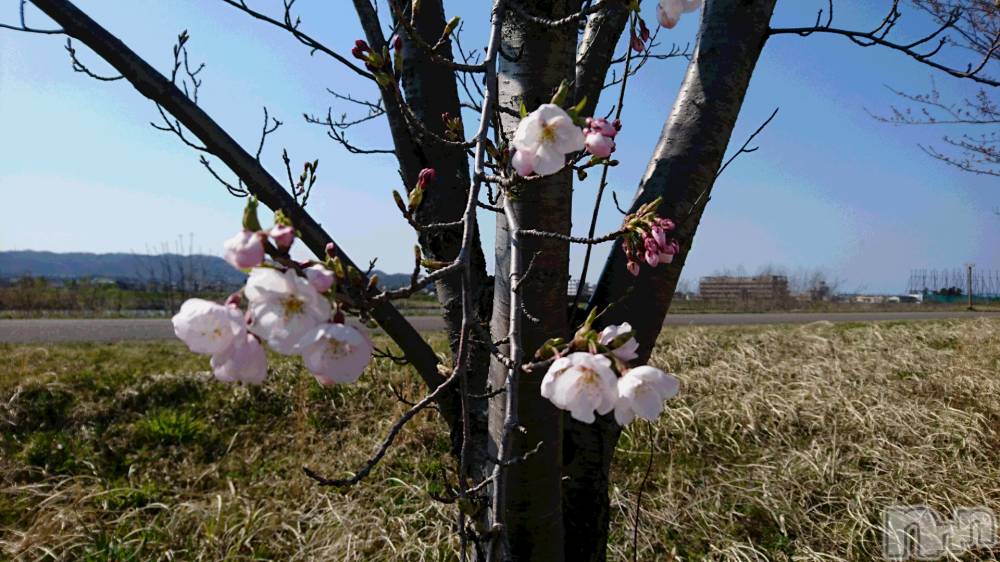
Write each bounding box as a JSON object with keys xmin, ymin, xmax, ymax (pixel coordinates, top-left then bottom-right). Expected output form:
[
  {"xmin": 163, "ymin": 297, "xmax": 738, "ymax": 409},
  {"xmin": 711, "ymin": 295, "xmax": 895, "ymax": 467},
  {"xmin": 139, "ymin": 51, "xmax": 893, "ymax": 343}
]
[{"xmin": 966, "ymin": 262, "xmax": 975, "ymax": 311}]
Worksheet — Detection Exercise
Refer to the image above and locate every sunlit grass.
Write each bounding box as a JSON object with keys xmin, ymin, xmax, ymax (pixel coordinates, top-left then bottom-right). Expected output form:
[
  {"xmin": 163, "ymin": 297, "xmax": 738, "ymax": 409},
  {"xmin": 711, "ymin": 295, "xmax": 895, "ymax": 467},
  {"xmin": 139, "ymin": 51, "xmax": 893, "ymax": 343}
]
[{"xmin": 3, "ymin": 320, "xmax": 1000, "ymax": 560}]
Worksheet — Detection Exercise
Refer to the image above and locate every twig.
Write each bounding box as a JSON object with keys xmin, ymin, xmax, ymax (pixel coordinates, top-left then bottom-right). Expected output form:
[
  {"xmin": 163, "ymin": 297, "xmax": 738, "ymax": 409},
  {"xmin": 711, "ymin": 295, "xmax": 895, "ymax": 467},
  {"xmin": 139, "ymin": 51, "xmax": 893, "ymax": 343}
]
[{"xmin": 303, "ymin": 368, "xmax": 461, "ymax": 487}]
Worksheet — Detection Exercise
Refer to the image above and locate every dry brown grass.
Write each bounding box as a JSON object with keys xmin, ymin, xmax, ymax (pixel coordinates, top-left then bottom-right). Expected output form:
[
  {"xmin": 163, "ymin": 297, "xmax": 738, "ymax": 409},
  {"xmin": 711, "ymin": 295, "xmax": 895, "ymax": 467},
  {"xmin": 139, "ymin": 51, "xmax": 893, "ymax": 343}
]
[{"xmin": 2, "ymin": 319, "xmax": 1000, "ymax": 560}]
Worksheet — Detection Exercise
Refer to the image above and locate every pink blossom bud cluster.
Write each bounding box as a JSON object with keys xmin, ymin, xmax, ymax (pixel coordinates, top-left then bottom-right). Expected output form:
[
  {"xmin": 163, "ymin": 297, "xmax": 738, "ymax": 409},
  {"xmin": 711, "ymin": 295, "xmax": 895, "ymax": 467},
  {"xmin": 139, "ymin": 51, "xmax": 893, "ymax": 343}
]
[
  {"xmin": 583, "ymin": 117, "xmax": 620, "ymax": 159},
  {"xmin": 351, "ymin": 39, "xmax": 395, "ymax": 86},
  {"xmin": 536, "ymin": 319, "xmax": 679, "ymax": 425},
  {"xmin": 620, "ymin": 197, "xmax": 679, "ymax": 276},
  {"xmin": 656, "ymin": 0, "xmax": 703, "ymax": 29},
  {"xmin": 174, "ymin": 216, "xmax": 373, "ymax": 387}
]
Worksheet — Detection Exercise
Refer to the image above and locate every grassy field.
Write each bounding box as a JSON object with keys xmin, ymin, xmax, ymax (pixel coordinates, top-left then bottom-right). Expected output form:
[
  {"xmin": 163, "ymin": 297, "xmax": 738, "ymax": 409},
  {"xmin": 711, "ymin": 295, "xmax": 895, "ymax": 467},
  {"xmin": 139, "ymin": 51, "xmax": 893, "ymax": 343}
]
[{"xmin": 2, "ymin": 319, "xmax": 1000, "ymax": 560}]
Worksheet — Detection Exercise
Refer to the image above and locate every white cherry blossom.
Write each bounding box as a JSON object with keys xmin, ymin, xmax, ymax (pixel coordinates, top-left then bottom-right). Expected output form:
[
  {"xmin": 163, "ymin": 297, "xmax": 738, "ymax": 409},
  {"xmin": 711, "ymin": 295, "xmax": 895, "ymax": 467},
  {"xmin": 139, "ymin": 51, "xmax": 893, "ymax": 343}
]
[
  {"xmin": 599, "ymin": 322, "xmax": 640, "ymax": 362},
  {"xmin": 211, "ymin": 331, "xmax": 268, "ymax": 385},
  {"xmin": 245, "ymin": 267, "xmax": 330, "ymax": 354},
  {"xmin": 298, "ymin": 322, "xmax": 374, "ymax": 385},
  {"xmin": 511, "ymin": 104, "xmax": 585, "ymax": 177},
  {"xmin": 540, "ymin": 352, "xmax": 618, "ymax": 423},
  {"xmin": 171, "ymin": 298, "xmax": 244, "ymax": 355},
  {"xmin": 613, "ymin": 366, "xmax": 679, "ymax": 426}
]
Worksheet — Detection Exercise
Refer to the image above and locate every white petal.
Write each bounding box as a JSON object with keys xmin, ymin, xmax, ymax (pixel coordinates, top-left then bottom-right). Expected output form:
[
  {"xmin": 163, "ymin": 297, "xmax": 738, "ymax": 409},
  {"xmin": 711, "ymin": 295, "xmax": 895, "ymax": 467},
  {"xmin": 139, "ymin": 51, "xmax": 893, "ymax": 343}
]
[
  {"xmin": 633, "ymin": 391, "xmax": 664, "ymax": 420},
  {"xmin": 552, "ymin": 116, "xmax": 585, "ymax": 153},
  {"xmin": 245, "ymin": 268, "xmax": 288, "ymax": 302},
  {"xmin": 512, "ymin": 148, "xmax": 536, "ymax": 176},
  {"xmin": 532, "ymin": 143, "xmax": 565, "ymax": 176},
  {"xmin": 614, "ymin": 399, "xmax": 635, "ymax": 426},
  {"xmin": 512, "ymin": 111, "xmax": 543, "ymax": 150},
  {"xmin": 569, "ymin": 402, "xmax": 597, "ymax": 424}
]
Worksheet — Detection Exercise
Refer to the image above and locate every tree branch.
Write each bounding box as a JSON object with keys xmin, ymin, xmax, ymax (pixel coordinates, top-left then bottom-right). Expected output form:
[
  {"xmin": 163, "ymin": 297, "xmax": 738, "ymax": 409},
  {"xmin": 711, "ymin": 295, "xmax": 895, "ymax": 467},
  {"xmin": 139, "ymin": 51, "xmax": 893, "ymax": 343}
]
[
  {"xmin": 769, "ymin": 2, "xmax": 1000, "ymax": 86},
  {"xmin": 28, "ymin": 0, "xmax": 445, "ymax": 398}
]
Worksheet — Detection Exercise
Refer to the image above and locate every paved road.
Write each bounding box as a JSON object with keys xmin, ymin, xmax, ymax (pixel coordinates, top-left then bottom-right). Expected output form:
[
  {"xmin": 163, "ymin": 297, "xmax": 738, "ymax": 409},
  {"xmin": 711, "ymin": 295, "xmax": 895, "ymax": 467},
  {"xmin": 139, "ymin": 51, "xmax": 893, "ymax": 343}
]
[{"xmin": 2, "ymin": 311, "xmax": 998, "ymax": 344}]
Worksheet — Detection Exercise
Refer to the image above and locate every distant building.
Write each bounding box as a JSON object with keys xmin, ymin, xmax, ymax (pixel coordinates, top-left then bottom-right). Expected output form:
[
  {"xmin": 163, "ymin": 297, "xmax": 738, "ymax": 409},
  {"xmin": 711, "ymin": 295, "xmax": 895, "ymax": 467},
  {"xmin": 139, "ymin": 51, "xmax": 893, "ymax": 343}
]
[
  {"xmin": 568, "ymin": 278, "xmax": 591, "ymax": 299},
  {"xmin": 698, "ymin": 275, "xmax": 789, "ymax": 301}
]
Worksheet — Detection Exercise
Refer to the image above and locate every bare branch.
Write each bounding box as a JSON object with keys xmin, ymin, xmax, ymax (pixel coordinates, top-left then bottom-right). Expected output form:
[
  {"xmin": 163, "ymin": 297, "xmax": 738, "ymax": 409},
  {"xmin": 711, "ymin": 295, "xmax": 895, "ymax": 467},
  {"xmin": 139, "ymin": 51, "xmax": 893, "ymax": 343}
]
[
  {"xmin": 303, "ymin": 366, "xmax": 462, "ymax": 487},
  {"xmin": 769, "ymin": 3, "xmax": 1000, "ymax": 86},
  {"xmin": 220, "ymin": 0, "xmax": 375, "ymax": 80},
  {"xmin": 0, "ymin": 0, "xmax": 62, "ymax": 34},
  {"xmin": 65, "ymin": 38, "xmax": 122, "ymax": 80}
]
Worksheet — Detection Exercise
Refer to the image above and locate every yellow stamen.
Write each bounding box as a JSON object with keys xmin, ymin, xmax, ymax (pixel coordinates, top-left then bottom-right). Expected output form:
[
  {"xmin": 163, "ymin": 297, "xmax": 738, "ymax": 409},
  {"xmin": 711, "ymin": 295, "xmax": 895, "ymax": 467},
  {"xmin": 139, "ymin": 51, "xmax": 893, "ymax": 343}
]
[
  {"xmin": 540, "ymin": 121, "xmax": 557, "ymax": 143},
  {"xmin": 283, "ymin": 296, "xmax": 305, "ymax": 316}
]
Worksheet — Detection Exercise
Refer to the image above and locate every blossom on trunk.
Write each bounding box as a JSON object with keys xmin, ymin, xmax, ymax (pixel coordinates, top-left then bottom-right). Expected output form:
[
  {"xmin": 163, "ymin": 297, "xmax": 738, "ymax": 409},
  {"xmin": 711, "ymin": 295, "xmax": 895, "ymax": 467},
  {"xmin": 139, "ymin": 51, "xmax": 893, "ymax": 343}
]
[
  {"xmin": 223, "ymin": 230, "xmax": 265, "ymax": 270},
  {"xmin": 511, "ymin": 104, "xmax": 585, "ymax": 177},
  {"xmin": 245, "ymin": 267, "xmax": 330, "ymax": 354},
  {"xmin": 298, "ymin": 322, "xmax": 374, "ymax": 385},
  {"xmin": 599, "ymin": 322, "xmax": 640, "ymax": 362},
  {"xmin": 305, "ymin": 264, "xmax": 335, "ymax": 293},
  {"xmin": 540, "ymin": 352, "xmax": 618, "ymax": 423},
  {"xmin": 171, "ymin": 298, "xmax": 244, "ymax": 355},
  {"xmin": 613, "ymin": 366, "xmax": 679, "ymax": 425},
  {"xmin": 211, "ymin": 331, "xmax": 268, "ymax": 385}
]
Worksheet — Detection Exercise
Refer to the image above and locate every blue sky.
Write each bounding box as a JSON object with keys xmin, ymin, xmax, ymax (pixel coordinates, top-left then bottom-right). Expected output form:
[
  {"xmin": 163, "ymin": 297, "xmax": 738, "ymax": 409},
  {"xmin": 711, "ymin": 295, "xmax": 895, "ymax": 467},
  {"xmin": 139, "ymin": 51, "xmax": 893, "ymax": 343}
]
[{"xmin": 1, "ymin": 1, "xmax": 997, "ymax": 293}]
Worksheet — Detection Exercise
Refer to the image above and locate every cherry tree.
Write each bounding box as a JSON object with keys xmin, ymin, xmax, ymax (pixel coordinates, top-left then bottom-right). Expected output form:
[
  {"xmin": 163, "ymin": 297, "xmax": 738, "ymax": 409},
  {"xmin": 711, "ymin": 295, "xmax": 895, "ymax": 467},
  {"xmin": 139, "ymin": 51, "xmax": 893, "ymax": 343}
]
[{"xmin": 5, "ymin": 0, "xmax": 998, "ymax": 560}]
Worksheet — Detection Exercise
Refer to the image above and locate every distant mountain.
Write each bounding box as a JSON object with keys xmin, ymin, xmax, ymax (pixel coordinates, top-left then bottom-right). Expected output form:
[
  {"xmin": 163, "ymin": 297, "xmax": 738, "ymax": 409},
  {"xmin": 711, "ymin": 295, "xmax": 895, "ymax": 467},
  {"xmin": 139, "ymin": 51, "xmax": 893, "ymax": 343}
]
[
  {"xmin": 0, "ymin": 251, "xmax": 246, "ymax": 286},
  {"xmin": 0, "ymin": 251, "xmax": 416, "ymax": 290}
]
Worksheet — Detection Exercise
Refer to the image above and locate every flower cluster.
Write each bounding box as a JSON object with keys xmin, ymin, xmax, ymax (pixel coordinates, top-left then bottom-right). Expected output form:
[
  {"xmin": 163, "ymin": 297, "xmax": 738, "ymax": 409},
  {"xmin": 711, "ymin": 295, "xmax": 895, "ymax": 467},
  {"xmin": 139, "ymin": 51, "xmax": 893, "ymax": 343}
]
[
  {"xmin": 537, "ymin": 313, "xmax": 679, "ymax": 426},
  {"xmin": 656, "ymin": 0, "xmax": 703, "ymax": 29},
  {"xmin": 172, "ymin": 200, "xmax": 373, "ymax": 387},
  {"xmin": 583, "ymin": 117, "xmax": 619, "ymax": 159},
  {"xmin": 620, "ymin": 196, "xmax": 679, "ymax": 276}
]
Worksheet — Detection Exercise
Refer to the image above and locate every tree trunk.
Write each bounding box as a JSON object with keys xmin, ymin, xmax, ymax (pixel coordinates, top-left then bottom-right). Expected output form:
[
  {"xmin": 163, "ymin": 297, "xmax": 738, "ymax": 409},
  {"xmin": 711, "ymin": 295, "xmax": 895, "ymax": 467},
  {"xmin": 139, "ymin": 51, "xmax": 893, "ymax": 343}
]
[
  {"xmin": 383, "ymin": 0, "xmax": 494, "ymax": 479},
  {"xmin": 487, "ymin": 2, "xmax": 582, "ymax": 560},
  {"xmin": 564, "ymin": 2, "xmax": 779, "ymax": 560}
]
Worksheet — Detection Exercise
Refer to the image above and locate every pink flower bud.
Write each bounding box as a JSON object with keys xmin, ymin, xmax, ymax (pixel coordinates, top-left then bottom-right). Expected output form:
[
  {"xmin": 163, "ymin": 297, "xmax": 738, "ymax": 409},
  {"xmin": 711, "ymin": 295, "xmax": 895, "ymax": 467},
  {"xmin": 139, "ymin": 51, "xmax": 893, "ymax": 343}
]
[
  {"xmin": 417, "ymin": 167, "xmax": 436, "ymax": 189},
  {"xmin": 325, "ymin": 242, "xmax": 337, "ymax": 258},
  {"xmin": 585, "ymin": 132, "xmax": 616, "ymax": 159},
  {"xmin": 587, "ymin": 118, "xmax": 618, "ymax": 138},
  {"xmin": 223, "ymin": 230, "xmax": 265, "ymax": 270},
  {"xmin": 305, "ymin": 264, "xmax": 335, "ymax": 293},
  {"xmin": 269, "ymin": 224, "xmax": 295, "ymax": 250},
  {"xmin": 392, "ymin": 35, "xmax": 402, "ymax": 52},
  {"xmin": 651, "ymin": 225, "xmax": 667, "ymax": 249},
  {"xmin": 643, "ymin": 236, "xmax": 661, "ymax": 267},
  {"xmin": 355, "ymin": 39, "xmax": 369, "ymax": 52}
]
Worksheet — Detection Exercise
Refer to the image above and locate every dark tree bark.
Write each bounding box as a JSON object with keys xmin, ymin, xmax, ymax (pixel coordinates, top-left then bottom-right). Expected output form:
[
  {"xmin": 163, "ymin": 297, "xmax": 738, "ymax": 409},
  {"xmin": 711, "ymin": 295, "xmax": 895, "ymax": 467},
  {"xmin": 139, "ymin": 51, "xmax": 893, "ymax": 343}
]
[
  {"xmin": 354, "ymin": 0, "xmax": 495, "ymax": 475},
  {"xmin": 488, "ymin": 1, "xmax": 582, "ymax": 559},
  {"xmin": 563, "ymin": 2, "xmax": 779, "ymax": 560}
]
